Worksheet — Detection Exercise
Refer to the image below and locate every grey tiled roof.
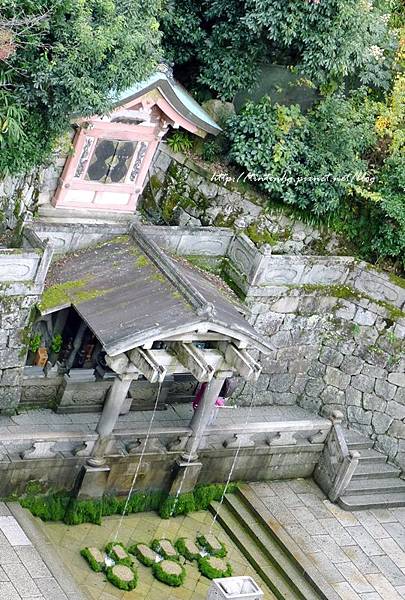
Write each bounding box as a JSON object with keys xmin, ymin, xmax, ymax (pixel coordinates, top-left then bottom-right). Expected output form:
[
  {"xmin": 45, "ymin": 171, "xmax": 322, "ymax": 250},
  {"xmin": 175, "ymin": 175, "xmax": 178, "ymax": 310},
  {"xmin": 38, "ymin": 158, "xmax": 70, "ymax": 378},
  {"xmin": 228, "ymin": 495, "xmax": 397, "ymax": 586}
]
[{"xmin": 42, "ymin": 225, "xmax": 271, "ymax": 356}]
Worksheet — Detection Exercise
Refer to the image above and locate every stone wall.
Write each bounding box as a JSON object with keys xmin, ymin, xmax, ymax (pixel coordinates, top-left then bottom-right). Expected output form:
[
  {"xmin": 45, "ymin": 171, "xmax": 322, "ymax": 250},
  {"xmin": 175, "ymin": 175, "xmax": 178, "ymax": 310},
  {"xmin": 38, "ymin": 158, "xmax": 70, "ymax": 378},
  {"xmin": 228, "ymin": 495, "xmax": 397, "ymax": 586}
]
[
  {"xmin": 0, "ymin": 245, "xmax": 51, "ymax": 412},
  {"xmin": 237, "ymin": 287, "xmax": 405, "ymax": 469},
  {"xmin": 144, "ymin": 146, "xmax": 348, "ymax": 255}
]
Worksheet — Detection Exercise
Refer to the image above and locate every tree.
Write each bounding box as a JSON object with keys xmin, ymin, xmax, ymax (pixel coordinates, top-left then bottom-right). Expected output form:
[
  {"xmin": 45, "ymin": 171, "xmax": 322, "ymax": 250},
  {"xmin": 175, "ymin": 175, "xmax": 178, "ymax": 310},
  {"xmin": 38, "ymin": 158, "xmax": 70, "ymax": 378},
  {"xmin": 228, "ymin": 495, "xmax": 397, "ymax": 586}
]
[
  {"xmin": 0, "ymin": 0, "xmax": 162, "ymax": 175},
  {"xmin": 161, "ymin": 0, "xmax": 396, "ymax": 99}
]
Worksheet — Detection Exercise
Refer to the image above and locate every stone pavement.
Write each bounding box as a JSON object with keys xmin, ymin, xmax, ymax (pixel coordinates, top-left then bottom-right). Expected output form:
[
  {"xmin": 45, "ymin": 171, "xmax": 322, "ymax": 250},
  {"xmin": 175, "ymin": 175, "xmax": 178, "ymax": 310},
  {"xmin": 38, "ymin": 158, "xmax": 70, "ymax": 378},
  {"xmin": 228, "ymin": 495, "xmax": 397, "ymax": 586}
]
[
  {"xmin": 0, "ymin": 403, "xmax": 316, "ymax": 436},
  {"xmin": 0, "ymin": 501, "xmax": 84, "ymax": 600},
  {"xmin": 35, "ymin": 507, "xmax": 276, "ymax": 600},
  {"xmin": 249, "ymin": 478, "xmax": 405, "ymax": 600}
]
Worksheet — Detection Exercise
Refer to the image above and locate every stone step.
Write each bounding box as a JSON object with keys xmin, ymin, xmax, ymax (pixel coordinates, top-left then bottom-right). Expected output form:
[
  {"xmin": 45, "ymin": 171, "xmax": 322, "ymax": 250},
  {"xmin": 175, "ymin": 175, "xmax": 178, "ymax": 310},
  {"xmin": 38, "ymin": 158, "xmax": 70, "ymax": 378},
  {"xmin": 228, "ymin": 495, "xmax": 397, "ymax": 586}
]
[
  {"xmin": 345, "ymin": 477, "xmax": 405, "ymax": 496},
  {"xmin": 357, "ymin": 449, "xmax": 387, "ymax": 464},
  {"xmin": 210, "ymin": 500, "xmax": 303, "ymax": 600},
  {"xmin": 229, "ymin": 486, "xmax": 340, "ymax": 599},
  {"xmin": 343, "ymin": 429, "xmax": 374, "ymax": 450},
  {"xmin": 37, "ymin": 205, "xmax": 134, "ymax": 225},
  {"xmin": 223, "ymin": 494, "xmax": 322, "ymax": 600},
  {"xmin": 352, "ymin": 461, "xmax": 401, "ymax": 479},
  {"xmin": 339, "ymin": 491, "xmax": 405, "ymax": 511}
]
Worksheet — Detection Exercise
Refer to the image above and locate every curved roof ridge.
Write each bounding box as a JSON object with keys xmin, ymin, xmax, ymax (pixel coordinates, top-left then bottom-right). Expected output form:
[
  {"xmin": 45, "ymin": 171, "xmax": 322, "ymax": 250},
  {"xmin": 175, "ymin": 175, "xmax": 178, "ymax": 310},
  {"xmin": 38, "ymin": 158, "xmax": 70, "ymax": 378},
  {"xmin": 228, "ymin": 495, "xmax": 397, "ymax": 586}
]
[{"xmin": 130, "ymin": 223, "xmax": 217, "ymax": 320}]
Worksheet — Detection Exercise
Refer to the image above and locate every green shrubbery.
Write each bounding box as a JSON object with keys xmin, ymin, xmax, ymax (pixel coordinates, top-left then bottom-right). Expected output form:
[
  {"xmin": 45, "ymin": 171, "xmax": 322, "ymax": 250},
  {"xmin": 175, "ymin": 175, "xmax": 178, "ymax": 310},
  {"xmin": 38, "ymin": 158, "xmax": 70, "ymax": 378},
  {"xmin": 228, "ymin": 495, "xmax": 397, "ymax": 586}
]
[
  {"xmin": 20, "ymin": 483, "xmax": 238, "ymax": 525},
  {"xmin": 152, "ymin": 559, "xmax": 186, "ymax": 587},
  {"xmin": 198, "ymin": 555, "xmax": 232, "ymax": 579},
  {"xmin": 226, "ymin": 88, "xmax": 405, "ymax": 270},
  {"xmin": 0, "ymin": 0, "xmax": 162, "ymax": 176}
]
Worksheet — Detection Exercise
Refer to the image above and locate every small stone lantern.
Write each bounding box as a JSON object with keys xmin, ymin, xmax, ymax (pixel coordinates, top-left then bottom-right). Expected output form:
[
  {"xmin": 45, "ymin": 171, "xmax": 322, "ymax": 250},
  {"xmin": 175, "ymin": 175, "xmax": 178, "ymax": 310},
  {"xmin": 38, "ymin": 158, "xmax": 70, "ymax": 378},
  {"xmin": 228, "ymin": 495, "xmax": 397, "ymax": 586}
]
[{"xmin": 207, "ymin": 577, "xmax": 264, "ymax": 600}]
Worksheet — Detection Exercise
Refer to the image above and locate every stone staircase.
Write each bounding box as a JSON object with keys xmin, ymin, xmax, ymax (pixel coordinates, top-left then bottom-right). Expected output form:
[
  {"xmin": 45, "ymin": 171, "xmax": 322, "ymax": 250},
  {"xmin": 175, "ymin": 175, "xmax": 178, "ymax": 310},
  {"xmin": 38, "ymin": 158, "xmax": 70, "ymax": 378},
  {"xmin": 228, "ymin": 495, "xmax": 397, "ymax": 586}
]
[
  {"xmin": 210, "ymin": 486, "xmax": 340, "ymax": 600},
  {"xmin": 338, "ymin": 429, "xmax": 405, "ymax": 510}
]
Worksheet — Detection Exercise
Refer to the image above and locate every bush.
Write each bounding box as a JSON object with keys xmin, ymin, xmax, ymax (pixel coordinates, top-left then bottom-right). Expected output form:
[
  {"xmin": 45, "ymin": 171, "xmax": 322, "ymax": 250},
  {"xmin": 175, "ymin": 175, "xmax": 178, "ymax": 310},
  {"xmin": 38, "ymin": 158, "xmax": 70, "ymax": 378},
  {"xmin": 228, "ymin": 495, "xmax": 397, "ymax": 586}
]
[
  {"xmin": 151, "ymin": 539, "xmax": 179, "ymax": 560},
  {"xmin": 198, "ymin": 555, "xmax": 232, "ymax": 579},
  {"xmin": 128, "ymin": 543, "xmax": 158, "ymax": 567},
  {"xmin": 152, "ymin": 559, "xmax": 186, "ymax": 587},
  {"xmin": 227, "ymin": 92, "xmax": 405, "ymax": 269},
  {"xmin": 106, "ymin": 563, "xmax": 138, "ymax": 591},
  {"xmin": 20, "ymin": 493, "xmax": 69, "ymax": 522},
  {"xmin": 20, "ymin": 484, "xmax": 239, "ymax": 525},
  {"xmin": 0, "ymin": 0, "xmax": 162, "ymax": 176},
  {"xmin": 175, "ymin": 537, "xmax": 201, "ymax": 561},
  {"xmin": 80, "ymin": 547, "xmax": 105, "ymax": 573},
  {"xmin": 196, "ymin": 534, "xmax": 227, "ymax": 558}
]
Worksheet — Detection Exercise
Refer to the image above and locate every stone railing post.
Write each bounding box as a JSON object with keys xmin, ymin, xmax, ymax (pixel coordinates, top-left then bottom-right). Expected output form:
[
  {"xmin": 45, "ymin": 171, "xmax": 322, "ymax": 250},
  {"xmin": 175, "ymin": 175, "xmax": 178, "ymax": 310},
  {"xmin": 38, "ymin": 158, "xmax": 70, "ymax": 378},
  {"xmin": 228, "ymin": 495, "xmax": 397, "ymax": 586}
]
[{"xmin": 314, "ymin": 410, "xmax": 360, "ymax": 502}]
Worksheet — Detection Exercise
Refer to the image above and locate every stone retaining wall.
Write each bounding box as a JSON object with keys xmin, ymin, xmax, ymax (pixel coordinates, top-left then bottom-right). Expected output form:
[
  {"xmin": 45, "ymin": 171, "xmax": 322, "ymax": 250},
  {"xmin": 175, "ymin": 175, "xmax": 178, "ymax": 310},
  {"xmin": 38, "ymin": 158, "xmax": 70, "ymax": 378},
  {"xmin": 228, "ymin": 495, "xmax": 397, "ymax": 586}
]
[
  {"xmin": 240, "ymin": 287, "xmax": 405, "ymax": 469},
  {"xmin": 144, "ymin": 146, "xmax": 347, "ymax": 255}
]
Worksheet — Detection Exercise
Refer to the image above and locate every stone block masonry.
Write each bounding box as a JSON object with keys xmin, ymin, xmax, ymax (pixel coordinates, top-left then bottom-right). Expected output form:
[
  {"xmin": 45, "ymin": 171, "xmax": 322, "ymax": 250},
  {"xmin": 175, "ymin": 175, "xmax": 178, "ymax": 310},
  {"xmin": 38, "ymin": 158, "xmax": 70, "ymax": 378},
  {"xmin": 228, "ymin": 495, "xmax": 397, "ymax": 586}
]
[{"xmin": 237, "ymin": 287, "xmax": 405, "ymax": 470}]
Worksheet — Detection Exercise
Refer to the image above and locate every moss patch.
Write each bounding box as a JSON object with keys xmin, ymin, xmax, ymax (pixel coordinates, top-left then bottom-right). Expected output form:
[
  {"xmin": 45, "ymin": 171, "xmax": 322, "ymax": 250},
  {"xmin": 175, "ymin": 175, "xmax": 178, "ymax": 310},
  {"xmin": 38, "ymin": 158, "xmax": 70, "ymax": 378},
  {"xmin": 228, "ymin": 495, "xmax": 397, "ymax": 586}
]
[
  {"xmin": 80, "ymin": 547, "xmax": 104, "ymax": 573},
  {"xmin": 175, "ymin": 537, "xmax": 201, "ymax": 561},
  {"xmin": 152, "ymin": 559, "xmax": 186, "ymax": 587},
  {"xmin": 198, "ymin": 555, "xmax": 232, "ymax": 579},
  {"xmin": 129, "ymin": 543, "xmax": 158, "ymax": 567},
  {"xmin": 151, "ymin": 539, "xmax": 179, "ymax": 560},
  {"xmin": 106, "ymin": 563, "xmax": 138, "ymax": 591},
  {"xmin": 38, "ymin": 278, "xmax": 108, "ymax": 312},
  {"xmin": 197, "ymin": 534, "xmax": 226, "ymax": 558}
]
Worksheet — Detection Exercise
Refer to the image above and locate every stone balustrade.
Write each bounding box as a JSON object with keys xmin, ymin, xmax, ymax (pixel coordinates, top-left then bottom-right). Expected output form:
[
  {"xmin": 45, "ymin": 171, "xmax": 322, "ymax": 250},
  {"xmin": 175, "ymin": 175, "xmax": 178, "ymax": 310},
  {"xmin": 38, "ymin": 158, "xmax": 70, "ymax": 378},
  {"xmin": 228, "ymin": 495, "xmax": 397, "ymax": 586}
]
[
  {"xmin": 314, "ymin": 411, "xmax": 360, "ymax": 501},
  {"xmin": 0, "ymin": 417, "xmax": 332, "ymax": 462},
  {"xmin": 204, "ymin": 419, "xmax": 331, "ymax": 450}
]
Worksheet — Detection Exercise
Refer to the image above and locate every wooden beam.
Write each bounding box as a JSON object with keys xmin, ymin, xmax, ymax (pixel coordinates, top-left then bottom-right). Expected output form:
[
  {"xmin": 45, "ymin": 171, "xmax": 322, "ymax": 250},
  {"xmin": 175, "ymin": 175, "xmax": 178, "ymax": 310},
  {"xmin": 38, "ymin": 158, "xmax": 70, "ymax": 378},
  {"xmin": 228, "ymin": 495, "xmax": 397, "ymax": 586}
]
[
  {"xmin": 128, "ymin": 348, "xmax": 166, "ymax": 383},
  {"xmin": 222, "ymin": 343, "xmax": 262, "ymax": 381},
  {"xmin": 169, "ymin": 342, "xmax": 215, "ymax": 383}
]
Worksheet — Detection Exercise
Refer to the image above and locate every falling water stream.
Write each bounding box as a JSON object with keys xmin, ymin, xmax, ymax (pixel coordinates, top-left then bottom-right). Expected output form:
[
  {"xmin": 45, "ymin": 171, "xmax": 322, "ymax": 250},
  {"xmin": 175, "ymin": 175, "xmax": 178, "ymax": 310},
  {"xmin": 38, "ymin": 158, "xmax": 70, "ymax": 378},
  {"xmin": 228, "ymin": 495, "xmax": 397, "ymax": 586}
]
[
  {"xmin": 113, "ymin": 379, "xmax": 163, "ymax": 542},
  {"xmin": 209, "ymin": 392, "xmax": 257, "ymax": 533}
]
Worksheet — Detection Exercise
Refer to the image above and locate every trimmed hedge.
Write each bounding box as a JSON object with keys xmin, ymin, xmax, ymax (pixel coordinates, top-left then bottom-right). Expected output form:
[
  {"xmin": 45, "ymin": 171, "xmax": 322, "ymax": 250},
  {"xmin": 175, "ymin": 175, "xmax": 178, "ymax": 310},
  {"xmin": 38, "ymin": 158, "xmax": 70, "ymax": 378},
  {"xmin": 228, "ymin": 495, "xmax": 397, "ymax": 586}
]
[
  {"xmin": 197, "ymin": 534, "xmax": 226, "ymax": 558},
  {"xmin": 20, "ymin": 483, "xmax": 239, "ymax": 525},
  {"xmin": 106, "ymin": 563, "xmax": 138, "ymax": 591},
  {"xmin": 175, "ymin": 537, "xmax": 201, "ymax": 561},
  {"xmin": 198, "ymin": 555, "xmax": 232, "ymax": 579},
  {"xmin": 152, "ymin": 559, "xmax": 186, "ymax": 587},
  {"xmin": 80, "ymin": 547, "xmax": 105, "ymax": 572},
  {"xmin": 105, "ymin": 542, "xmax": 132, "ymax": 566},
  {"xmin": 151, "ymin": 539, "xmax": 179, "ymax": 560},
  {"xmin": 129, "ymin": 543, "xmax": 158, "ymax": 567}
]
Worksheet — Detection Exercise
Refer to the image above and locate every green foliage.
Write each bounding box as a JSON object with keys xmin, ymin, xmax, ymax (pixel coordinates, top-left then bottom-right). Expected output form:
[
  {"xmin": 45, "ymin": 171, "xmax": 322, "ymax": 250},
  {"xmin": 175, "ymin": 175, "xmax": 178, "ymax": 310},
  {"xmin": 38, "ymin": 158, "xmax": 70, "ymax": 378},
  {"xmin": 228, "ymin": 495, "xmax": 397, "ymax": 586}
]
[
  {"xmin": 226, "ymin": 90, "xmax": 405, "ymax": 269},
  {"xmin": 105, "ymin": 542, "xmax": 131, "ymax": 565},
  {"xmin": 198, "ymin": 555, "xmax": 232, "ymax": 580},
  {"xmin": 0, "ymin": 0, "xmax": 162, "ymax": 176},
  {"xmin": 28, "ymin": 333, "xmax": 42, "ymax": 353},
  {"xmin": 20, "ymin": 485, "xmax": 237, "ymax": 525},
  {"xmin": 159, "ymin": 492, "xmax": 195, "ymax": 519},
  {"xmin": 175, "ymin": 537, "xmax": 201, "ymax": 561},
  {"xmin": 201, "ymin": 139, "xmax": 222, "ymax": 162},
  {"xmin": 196, "ymin": 534, "xmax": 226, "ymax": 558},
  {"xmin": 80, "ymin": 547, "xmax": 104, "ymax": 573},
  {"xmin": 64, "ymin": 497, "xmax": 103, "ymax": 525},
  {"xmin": 50, "ymin": 334, "xmax": 63, "ymax": 354},
  {"xmin": 128, "ymin": 543, "xmax": 156, "ymax": 567},
  {"xmin": 150, "ymin": 539, "xmax": 179, "ymax": 560},
  {"xmin": 161, "ymin": 0, "xmax": 396, "ymax": 99},
  {"xmin": 152, "ymin": 559, "xmax": 186, "ymax": 587},
  {"xmin": 20, "ymin": 493, "xmax": 69, "ymax": 522},
  {"xmin": 106, "ymin": 563, "xmax": 138, "ymax": 591},
  {"xmin": 167, "ymin": 131, "xmax": 193, "ymax": 153}
]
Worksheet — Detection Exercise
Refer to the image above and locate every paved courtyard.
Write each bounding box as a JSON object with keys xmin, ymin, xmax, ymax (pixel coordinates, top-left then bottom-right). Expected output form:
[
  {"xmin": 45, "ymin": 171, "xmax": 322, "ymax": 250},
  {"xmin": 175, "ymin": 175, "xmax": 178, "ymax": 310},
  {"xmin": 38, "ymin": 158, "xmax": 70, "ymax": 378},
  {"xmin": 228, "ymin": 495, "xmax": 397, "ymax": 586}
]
[
  {"xmin": 35, "ymin": 507, "xmax": 275, "ymax": 600},
  {"xmin": 249, "ymin": 478, "xmax": 405, "ymax": 600},
  {"xmin": 0, "ymin": 501, "xmax": 82, "ymax": 600}
]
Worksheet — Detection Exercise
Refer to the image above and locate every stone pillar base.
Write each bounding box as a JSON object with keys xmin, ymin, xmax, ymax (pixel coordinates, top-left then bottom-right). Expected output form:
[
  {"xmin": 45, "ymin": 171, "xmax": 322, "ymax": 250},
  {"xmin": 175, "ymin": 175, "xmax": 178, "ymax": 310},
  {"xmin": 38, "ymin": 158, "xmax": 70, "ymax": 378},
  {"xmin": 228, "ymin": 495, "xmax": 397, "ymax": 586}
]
[
  {"xmin": 73, "ymin": 465, "xmax": 110, "ymax": 499},
  {"xmin": 169, "ymin": 459, "xmax": 202, "ymax": 496}
]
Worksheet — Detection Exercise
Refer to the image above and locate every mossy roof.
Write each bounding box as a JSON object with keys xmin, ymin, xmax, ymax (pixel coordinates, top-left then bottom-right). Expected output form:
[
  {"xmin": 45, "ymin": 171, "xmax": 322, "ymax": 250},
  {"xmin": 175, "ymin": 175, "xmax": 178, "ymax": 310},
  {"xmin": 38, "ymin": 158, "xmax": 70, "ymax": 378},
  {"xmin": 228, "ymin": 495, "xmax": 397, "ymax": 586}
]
[{"xmin": 41, "ymin": 230, "xmax": 272, "ymax": 356}]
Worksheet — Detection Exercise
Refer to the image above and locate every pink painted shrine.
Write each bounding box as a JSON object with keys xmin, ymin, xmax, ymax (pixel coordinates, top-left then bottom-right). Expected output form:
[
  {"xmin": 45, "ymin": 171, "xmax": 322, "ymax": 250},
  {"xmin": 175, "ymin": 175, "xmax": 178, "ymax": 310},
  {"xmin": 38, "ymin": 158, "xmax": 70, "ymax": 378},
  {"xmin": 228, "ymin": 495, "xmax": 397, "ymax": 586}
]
[{"xmin": 52, "ymin": 69, "xmax": 220, "ymax": 213}]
